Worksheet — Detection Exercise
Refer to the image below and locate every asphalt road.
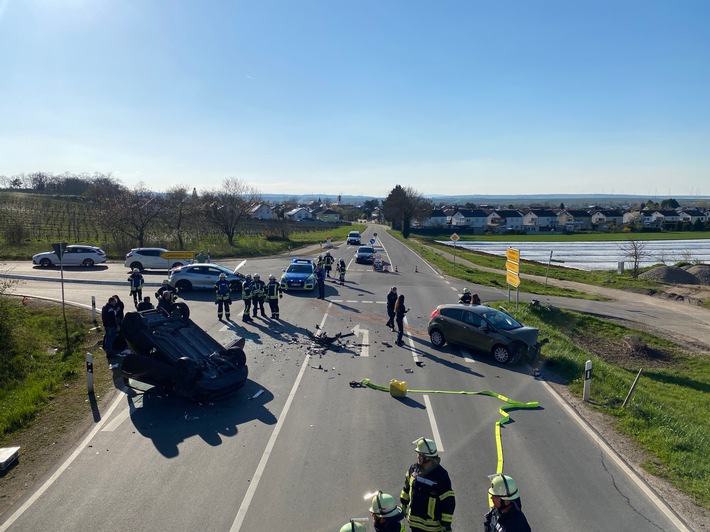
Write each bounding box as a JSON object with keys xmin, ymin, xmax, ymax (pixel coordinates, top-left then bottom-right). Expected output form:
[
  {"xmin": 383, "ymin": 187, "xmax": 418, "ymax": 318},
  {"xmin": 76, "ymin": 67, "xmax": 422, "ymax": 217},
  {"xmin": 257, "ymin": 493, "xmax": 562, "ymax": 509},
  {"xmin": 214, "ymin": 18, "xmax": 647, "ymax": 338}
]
[{"xmin": 0, "ymin": 229, "xmax": 698, "ymax": 531}]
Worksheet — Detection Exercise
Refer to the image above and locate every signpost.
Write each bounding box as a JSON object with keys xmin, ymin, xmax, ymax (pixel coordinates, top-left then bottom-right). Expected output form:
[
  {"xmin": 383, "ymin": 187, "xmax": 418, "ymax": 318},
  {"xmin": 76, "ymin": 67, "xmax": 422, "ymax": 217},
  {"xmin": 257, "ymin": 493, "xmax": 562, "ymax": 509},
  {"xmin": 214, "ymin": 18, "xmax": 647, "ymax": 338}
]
[
  {"xmin": 52, "ymin": 242, "xmax": 70, "ymax": 353},
  {"xmin": 506, "ymin": 247, "xmax": 521, "ymax": 308},
  {"xmin": 451, "ymin": 233, "xmax": 459, "ymax": 266}
]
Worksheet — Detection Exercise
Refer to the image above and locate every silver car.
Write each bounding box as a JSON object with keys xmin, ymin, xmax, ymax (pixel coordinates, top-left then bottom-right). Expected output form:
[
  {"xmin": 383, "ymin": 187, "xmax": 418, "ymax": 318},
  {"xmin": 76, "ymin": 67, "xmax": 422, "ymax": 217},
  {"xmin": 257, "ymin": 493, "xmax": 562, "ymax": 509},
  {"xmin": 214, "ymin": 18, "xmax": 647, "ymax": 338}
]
[
  {"xmin": 124, "ymin": 247, "xmax": 193, "ymax": 271},
  {"xmin": 32, "ymin": 245, "xmax": 107, "ymax": 267},
  {"xmin": 168, "ymin": 263, "xmax": 244, "ymax": 292}
]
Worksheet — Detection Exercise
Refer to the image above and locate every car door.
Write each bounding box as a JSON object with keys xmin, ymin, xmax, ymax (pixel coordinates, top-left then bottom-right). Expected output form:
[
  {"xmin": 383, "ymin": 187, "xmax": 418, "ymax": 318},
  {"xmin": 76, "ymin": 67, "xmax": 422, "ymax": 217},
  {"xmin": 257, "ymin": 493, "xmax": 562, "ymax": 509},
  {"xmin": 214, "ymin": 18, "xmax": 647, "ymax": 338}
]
[
  {"xmin": 200, "ymin": 266, "xmax": 225, "ymax": 289},
  {"xmin": 459, "ymin": 308, "xmax": 495, "ymax": 353},
  {"xmin": 63, "ymin": 247, "xmax": 81, "ymax": 266},
  {"xmin": 437, "ymin": 307, "xmax": 466, "ymax": 344}
]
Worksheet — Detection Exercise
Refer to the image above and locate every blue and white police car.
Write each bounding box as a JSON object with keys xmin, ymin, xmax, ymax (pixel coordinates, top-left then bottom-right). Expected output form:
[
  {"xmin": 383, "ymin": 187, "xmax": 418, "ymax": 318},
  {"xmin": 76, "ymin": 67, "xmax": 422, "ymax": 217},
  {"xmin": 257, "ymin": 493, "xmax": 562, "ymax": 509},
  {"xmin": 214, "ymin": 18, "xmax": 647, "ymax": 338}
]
[{"xmin": 280, "ymin": 258, "xmax": 316, "ymax": 291}]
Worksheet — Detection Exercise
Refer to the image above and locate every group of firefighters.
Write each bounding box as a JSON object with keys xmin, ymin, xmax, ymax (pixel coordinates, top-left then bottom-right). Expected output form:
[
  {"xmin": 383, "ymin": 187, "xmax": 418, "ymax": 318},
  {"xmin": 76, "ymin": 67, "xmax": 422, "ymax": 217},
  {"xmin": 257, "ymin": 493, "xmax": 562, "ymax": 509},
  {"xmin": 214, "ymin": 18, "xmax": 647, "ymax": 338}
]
[
  {"xmin": 317, "ymin": 250, "xmax": 347, "ymax": 285},
  {"xmin": 339, "ymin": 437, "xmax": 530, "ymax": 532},
  {"xmin": 214, "ymin": 271, "xmax": 284, "ymax": 321}
]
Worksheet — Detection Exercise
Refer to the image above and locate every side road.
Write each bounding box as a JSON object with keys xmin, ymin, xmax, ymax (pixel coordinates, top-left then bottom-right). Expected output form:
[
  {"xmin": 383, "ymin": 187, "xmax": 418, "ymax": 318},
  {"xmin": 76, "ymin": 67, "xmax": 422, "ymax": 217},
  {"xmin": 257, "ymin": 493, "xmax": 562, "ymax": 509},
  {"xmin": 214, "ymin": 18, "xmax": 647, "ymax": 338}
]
[{"xmin": 416, "ymin": 239, "xmax": 710, "ymax": 351}]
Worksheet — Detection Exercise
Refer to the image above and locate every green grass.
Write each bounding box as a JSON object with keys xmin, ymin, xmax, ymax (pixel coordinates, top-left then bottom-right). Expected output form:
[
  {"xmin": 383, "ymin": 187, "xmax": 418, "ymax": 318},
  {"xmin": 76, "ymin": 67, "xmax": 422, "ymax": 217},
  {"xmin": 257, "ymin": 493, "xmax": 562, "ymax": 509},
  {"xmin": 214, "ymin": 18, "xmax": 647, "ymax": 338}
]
[{"xmin": 500, "ymin": 303, "xmax": 710, "ymax": 508}]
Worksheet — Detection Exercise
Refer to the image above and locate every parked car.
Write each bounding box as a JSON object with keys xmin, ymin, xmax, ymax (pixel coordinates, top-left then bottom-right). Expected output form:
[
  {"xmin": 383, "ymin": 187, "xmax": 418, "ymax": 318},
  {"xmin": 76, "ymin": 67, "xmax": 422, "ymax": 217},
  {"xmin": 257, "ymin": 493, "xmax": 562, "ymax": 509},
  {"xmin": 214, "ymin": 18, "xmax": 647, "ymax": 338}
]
[
  {"xmin": 120, "ymin": 310, "xmax": 248, "ymax": 401},
  {"xmin": 124, "ymin": 248, "xmax": 194, "ymax": 271},
  {"xmin": 32, "ymin": 245, "xmax": 106, "ymax": 267},
  {"xmin": 427, "ymin": 304, "xmax": 545, "ymax": 365},
  {"xmin": 355, "ymin": 245, "xmax": 376, "ymax": 264},
  {"xmin": 280, "ymin": 258, "xmax": 316, "ymax": 291},
  {"xmin": 168, "ymin": 263, "xmax": 244, "ymax": 292},
  {"xmin": 346, "ymin": 231, "xmax": 361, "ymax": 245}
]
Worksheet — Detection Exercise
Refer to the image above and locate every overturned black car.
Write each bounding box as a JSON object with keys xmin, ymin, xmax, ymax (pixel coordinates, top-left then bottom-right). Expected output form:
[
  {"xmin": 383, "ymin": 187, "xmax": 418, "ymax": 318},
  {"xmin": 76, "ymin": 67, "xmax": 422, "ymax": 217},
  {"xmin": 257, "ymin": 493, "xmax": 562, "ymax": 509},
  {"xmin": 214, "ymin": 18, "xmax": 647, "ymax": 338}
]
[{"xmin": 120, "ymin": 310, "xmax": 248, "ymax": 401}]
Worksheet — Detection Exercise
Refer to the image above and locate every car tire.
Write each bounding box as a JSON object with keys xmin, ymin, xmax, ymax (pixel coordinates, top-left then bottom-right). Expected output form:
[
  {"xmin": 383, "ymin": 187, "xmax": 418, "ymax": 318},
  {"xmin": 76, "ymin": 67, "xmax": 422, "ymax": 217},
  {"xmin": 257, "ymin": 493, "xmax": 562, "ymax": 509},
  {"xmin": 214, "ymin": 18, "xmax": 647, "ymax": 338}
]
[
  {"xmin": 171, "ymin": 262, "xmax": 183, "ymax": 269},
  {"xmin": 171, "ymin": 302, "xmax": 190, "ymax": 319},
  {"xmin": 82, "ymin": 258, "xmax": 95, "ymax": 267},
  {"xmin": 176, "ymin": 280, "xmax": 192, "ymax": 292},
  {"xmin": 430, "ymin": 329, "xmax": 446, "ymax": 347},
  {"xmin": 130, "ymin": 262, "xmax": 144, "ymax": 271},
  {"xmin": 492, "ymin": 345, "xmax": 511, "ymax": 365},
  {"xmin": 40, "ymin": 258, "xmax": 53, "ymax": 267},
  {"xmin": 224, "ymin": 347, "xmax": 247, "ymax": 367}
]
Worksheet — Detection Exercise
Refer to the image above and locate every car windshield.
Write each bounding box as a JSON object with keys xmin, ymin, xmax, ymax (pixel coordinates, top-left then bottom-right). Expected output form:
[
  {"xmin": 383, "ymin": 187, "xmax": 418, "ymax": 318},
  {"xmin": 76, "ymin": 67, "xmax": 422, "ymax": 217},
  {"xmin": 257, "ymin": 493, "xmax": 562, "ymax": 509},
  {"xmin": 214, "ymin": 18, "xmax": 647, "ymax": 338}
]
[
  {"xmin": 288, "ymin": 265, "xmax": 313, "ymax": 274},
  {"xmin": 481, "ymin": 308, "xmax": 523, "ymax": 330},
  {"xmin": 359, "ymin": 247, "xmax": 374, "ymax": 254}
]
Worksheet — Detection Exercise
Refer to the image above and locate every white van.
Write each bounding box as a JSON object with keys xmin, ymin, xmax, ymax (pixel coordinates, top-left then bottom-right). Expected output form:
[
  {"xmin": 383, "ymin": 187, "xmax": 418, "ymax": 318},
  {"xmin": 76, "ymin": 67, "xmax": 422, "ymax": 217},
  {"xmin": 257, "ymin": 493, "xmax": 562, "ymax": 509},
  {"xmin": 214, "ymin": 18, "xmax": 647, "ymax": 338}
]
[{"xmin": 347, "ymin": 231, "xmax": 361, "ymax": 245}]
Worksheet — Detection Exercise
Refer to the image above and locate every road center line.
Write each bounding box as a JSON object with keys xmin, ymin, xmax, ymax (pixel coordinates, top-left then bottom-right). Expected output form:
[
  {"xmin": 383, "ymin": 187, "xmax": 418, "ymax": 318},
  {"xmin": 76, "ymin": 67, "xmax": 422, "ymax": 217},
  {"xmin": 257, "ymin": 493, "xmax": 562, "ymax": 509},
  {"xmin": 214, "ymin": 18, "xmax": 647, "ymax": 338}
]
[
  {"xmin": 423, "ymin": 395, "xmax": 444, "ymax": 453},
  {"xmin": 230, "ymin": 304, "xmax": 332, "ymax": 531}
]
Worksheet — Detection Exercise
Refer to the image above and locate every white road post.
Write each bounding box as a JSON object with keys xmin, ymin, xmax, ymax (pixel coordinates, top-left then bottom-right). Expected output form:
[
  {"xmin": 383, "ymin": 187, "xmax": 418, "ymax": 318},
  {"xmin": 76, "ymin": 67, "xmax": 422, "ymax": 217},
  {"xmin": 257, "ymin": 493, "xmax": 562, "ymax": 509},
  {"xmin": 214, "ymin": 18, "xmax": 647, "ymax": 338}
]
[
  {"xmin": 86, "ymin": 352, "xmax": 94, "ymax": 394},
  {"xmin": 583, "ymin": 360, "xmax": 592, "ymax": 402}
]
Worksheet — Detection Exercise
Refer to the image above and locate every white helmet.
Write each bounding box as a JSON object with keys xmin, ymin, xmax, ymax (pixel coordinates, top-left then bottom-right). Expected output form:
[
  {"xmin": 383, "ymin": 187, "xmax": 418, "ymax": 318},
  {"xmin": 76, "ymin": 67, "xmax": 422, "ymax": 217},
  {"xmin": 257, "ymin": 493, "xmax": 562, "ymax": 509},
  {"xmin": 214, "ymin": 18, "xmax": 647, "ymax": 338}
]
[
  {"xmin": 219, "ymin": 273, "xmax": 226, "ymax": 279},
  {"xmin": 254, "ymin": 273, "xmax": 260, "ymax": 279},
  {"xmin": 488, "ymin": 474, "xmax": 519, "ymax": 500},
  {"xmin": 413, "ymin": 437, "xmax": 438, "ymax": 457},
  {"xmin": 463, "ymin": 287, "xmax": 470, "ymax": 294},
  {"xmin": 368, "ymin": 491, "xmax": 402, "ymax": 518},
  {"xmin": 268, "ymin": 274, "xmax": 276, "ymax": 280},
  {"xmin": 132, "ymin": 268, "xmax": 140, "ymax": 273},
  {"xmin": 339, "ymin": 521, "xmax": 366, "ymax": 532}
]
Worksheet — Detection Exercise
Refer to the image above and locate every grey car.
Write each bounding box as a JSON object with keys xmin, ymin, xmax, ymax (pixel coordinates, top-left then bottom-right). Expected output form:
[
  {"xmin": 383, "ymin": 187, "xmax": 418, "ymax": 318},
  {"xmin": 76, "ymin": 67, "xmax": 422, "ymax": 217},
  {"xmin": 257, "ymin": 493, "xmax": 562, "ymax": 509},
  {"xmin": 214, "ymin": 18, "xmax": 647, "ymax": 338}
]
[
  {"xmin": 427, "ymin": 304, "xmax": 544, "ymax": 365},
  {"xmin": 168, "ymin": 263, "xmax": 244, "ymax": 292},
  {"xmin": 355, "ymin": 245, "xmax": 376, "ymax": 264}
]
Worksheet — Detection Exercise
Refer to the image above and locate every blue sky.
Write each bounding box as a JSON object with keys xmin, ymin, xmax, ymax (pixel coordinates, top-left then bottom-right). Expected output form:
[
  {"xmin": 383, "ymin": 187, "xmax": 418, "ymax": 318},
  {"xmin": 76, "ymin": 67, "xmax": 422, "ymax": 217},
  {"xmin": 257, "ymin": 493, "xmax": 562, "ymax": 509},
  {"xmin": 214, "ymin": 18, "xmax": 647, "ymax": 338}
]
[{"xmin": 1, "ymin": 0, "xmax": 709, "ymax": 198}]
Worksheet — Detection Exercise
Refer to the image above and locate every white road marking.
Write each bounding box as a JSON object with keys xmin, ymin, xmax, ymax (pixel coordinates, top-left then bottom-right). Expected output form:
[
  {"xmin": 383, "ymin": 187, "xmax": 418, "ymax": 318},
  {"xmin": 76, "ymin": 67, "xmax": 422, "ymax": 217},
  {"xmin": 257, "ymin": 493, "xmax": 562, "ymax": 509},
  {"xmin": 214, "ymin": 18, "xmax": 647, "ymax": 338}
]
[
  {"xmin": 352, "ymin": 324, "xmax": 370, "ymax": 357},
  {"xmin": 362, "ymin": 300, "xmax": 373, "ymax": 303},
  {"xmin": 0, "ymin": 391, "xmax": 127, "ymax": 532},
  {"xmin": 423, "ymin": 395, "xmax": 444, "ymax": 453},
  {"xmin": 346, "ymin": 300, "xmax": 358, "ymax": 303},
  {"xmin": 230, "ymin": 304, "xmax": 332, "ymax": 531},
  {"xmin": 460, "ymin": 348, "xmax": 475, "ymax": 363}
]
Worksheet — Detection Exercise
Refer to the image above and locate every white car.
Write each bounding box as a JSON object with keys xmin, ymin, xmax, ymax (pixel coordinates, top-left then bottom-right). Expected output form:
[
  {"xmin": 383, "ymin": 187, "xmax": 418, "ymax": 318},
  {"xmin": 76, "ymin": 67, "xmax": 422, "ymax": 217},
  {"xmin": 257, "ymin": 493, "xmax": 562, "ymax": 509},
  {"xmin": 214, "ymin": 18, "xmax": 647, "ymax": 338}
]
[
  {"xmin": 124, "ymin": 247, "xmax": 193, "ymax": 271},
  {"xmin": 168, "ymin": 263, "xmax": 244, "ymax": 292},
  {"xmin": 32, "ymin": 245, "xmax": 107, "ymax": 267}
]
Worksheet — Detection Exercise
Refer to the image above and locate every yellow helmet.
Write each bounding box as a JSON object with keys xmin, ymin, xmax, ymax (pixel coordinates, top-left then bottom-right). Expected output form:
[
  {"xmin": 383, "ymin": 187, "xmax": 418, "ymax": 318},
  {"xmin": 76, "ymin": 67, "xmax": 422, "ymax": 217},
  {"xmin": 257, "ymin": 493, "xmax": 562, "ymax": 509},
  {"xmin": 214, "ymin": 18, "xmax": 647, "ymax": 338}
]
[
  {"xmin": 368, "ymin": 491, "xmax": 401, "ymax": 518},
  {"xmin": 412, "ymin": 437, "xmax": 438, "ymax": 457},
  {"xmin": 339, "ymin": 520, "xmax": 366, "ymax": 532},
  {"xmin": 488, "ymin": 473, "xmax": 519, "ymax": 500}
]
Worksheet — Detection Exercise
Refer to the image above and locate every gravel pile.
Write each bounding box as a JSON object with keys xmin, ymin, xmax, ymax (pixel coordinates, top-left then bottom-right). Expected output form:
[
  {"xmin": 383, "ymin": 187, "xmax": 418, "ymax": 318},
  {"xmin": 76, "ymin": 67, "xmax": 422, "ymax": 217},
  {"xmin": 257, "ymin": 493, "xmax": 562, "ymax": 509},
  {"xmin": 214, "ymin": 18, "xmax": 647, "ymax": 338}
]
[
  {"xmin": 686, "ymin": 264, "xmax": 710, "ymax": 285},
  {"xmin": 639, "ymin": 265, "xmax": 700, "ymax": 285}
]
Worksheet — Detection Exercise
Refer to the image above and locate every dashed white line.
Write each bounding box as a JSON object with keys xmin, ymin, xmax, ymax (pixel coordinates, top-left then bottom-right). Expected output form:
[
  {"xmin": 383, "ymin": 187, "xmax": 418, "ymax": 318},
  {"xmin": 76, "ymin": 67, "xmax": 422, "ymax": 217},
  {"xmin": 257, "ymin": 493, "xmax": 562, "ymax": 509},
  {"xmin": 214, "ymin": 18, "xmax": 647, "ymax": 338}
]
[
  {"xmin": 460, "ymin": 348, "xmax": 475, "ymax": 363},
  {"xmin": 423, "ymin": 395, "xmax": 445, "ymax": 453}
]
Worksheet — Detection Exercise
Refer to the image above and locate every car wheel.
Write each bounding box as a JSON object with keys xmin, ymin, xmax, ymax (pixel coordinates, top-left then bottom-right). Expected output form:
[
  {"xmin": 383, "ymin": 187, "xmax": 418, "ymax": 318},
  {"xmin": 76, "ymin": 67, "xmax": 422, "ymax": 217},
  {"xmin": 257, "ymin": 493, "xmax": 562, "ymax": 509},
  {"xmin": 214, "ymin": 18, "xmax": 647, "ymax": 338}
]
[
  {"xmin": 175, "ymin": 280, "xmax": 192, "ymax": 292},
  {"xmin": 171, "ymin": 302, "xmax": 190, "ymax": 319},
  {"xmin": 171, "ymin": 262, "xmax": 183, "ymax": 269},
  {"xmin": 130, "ymin": 262, "xmax": 143, "ymax": 271},
  {"xmin": 430, "ymin": 329, "xmax": 446, "ymax": 347},
  {"xmin": 492, "ymin": 345, "xmax": 511, "ymax": 365},
  {"xmin": 82, "ymin": 258, "xmax": 95, "ymax": 267},
  {"xmin": 40, "ymin": 258, "xmax": 53, "ymax": 267}
]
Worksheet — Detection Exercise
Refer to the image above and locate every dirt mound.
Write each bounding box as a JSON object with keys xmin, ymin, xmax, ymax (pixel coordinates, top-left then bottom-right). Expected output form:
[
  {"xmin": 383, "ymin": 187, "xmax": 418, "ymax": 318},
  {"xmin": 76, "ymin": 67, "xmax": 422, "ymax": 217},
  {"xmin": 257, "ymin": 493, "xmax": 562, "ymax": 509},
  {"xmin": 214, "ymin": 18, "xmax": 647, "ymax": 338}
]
[
  {"xmin": 685, "ymin": 264, "xmax": 710, "ymax": 285},
  {"xmin": 639, "ymin": 265, "xmax": 700, "ymax": 285}
]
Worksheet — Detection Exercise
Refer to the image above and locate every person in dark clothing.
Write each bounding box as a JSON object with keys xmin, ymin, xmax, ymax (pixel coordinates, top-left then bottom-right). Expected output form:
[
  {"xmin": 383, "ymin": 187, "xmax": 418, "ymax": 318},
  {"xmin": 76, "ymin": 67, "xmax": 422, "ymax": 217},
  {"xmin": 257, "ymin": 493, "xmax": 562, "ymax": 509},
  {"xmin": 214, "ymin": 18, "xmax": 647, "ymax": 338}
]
[
  {"xmin": 385, "ymin": 286, "xmax": 397, "ymax": 330},
  {"xmin": 315, "ymin": 263, "xmax": 326, "ymax": 299},
  {"xmin": 459, "ymin": 287, "xmax": 473, "ymax": 305},
  {"xmin": 323, "ymin": 251, "xmax": 334, "ymax": 277},
  {"xmin": 136, "ymin": 296, "xmax": 154, "ymax": 311},
  {"xmin": 157, "ymin": 291, "xmax": 174, "ymax": 316},
  {"xmin": 369, "ymin": 491, "xmax": 406, "ymax": 532},
  {"xmin": 101, "ymin": 297, "xmax": 119, "ymax": 357},
  {"xmin": 214, "ymin": 273, "xmax": 233, "ymax": 320},
  {"xmin": 111, "ymin": 294, "xmax": 125, "ymax": 325},
  {"xmin": 472, "ymin": 293, "xmax": 482, "ymax": 305},
  {"xmin": 484, "ymin": 474, "xmax": 531, "ymax": 532},
  {"xmin": 155, "ymin": 279, "xmax": 178, "ymax": 301},
  {"xmin": 265, "ymin": 274, "xmax": 283, "ymax": 318},
  {"xmin": 394, "ymin": 294, "xmax": 408, "ymax": 346},
  {"xmin": 127, "ymin": 268, "xmax": 144, "ymax": 305}
]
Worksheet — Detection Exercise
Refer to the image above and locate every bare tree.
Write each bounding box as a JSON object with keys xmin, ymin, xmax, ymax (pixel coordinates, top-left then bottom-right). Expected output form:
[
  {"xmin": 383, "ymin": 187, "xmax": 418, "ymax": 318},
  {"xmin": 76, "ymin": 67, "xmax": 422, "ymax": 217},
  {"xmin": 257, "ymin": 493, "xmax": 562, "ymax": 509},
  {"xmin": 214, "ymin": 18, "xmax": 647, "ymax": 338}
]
[
  {"xmin": 161, "ymin": 185, "xmax": 193, "ymax": 249},
  {"xmin": 98, "ymin": 183, "xmax": 163, "ymax": 247},
  {"xmin": 201, "ymin": 178, "xmax": 261, "ymax": 246},
  {"xmin": 381, "ymin": 185, "xmax": 432, "ymax": 237},
  {"xmin": 618, "ymin": 239, "xmax": 649, "ymax": 278}
]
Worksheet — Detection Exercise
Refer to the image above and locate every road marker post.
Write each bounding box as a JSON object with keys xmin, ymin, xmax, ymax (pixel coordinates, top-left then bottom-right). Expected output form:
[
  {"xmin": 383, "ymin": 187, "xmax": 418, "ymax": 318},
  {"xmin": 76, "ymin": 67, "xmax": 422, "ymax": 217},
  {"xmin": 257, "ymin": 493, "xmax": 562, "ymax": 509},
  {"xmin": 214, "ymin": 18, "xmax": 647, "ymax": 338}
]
[
  {"xmin": 583, "ymin": 360, "xmax": 592, "ymax": 402},
  {"xmin": 86, "ymin": 352, "xmax": 94, "ymax": 394}
]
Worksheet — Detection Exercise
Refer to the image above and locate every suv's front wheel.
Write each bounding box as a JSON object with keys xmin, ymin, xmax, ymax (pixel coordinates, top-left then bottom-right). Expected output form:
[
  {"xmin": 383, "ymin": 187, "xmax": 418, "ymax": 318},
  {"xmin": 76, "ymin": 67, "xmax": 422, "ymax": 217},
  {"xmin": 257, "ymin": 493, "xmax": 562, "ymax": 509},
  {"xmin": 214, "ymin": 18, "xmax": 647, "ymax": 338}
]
[{"xmin": 491, "ymin": 344, "xmax": 511, "ymax": 365}]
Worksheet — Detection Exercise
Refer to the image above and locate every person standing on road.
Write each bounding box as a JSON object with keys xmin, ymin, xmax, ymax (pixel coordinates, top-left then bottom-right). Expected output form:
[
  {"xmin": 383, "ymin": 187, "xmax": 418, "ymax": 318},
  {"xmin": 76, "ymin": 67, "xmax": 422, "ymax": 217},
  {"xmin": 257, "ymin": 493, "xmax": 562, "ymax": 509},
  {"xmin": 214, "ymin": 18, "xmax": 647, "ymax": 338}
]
[
  {"xmin": 157, "ymin": 291, "xmax": 173, "ymax": 316},
  {"xmin": 127, "ymin": 268, "xmax": 144, "ymax": 306},
  {"xmin": 136, "ymin": 296, "xmax": 153, "ymax": 311},
  {"xmin": 241, "ymin": 274, "xmax": 254, "ymax": 321},
  {"xmin": 323, "ymin": 250, "xmax": 334, "ymax": 277},
  {"xmin": 385, "ymin": 287, "xmax": 397, "ymax": 330},
  {"xmin": 337, "ymin": 258, "xmax": 347, "ymax": 285},
  {"xmin": 483, "ymin": 474, "xmax": 531, "ymax": 532},
  {"xmin": 215, "ymin": 272, "xmax": 233, "ymax": 320},
  {"xmin": 394, "ymin": 294, "xmax": 408, "ymax": 346},
  {"xmin": 155, "ymin": 279, "xmax": 178, "ymax": 301},
  {"xmin": 265, "ymin": 274, "xmax": 283, "ymax": 319},
  {"xmin": 369, "ymin": 491, "xmax": 406, "ymax": 532},
  {"xmin": 459, "ymin": 287, "xmax": 473, "ymax": 305},
  {"xmin": 401, "ymin": 437, "xmax": 455, "ymax": 532},
  {"xmin": 251, "ymin": 273, "xmax": 267, "ymax": 317},
  {"xmin": 315, "ymin": 262, "xmax": 326, "ymax": 299},
  {"xmin": 101, "ymin": 297, "xmax": 119, "ymax": 358}
]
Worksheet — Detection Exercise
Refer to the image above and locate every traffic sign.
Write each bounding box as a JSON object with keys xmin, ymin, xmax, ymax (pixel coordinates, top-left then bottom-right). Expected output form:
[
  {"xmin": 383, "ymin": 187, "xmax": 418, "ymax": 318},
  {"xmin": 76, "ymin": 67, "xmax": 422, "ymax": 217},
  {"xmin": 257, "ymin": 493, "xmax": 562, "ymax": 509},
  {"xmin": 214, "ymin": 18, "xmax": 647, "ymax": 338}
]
[
  {"xmin": 506, "ymin": 247, "xmax": 520, "ymax": 262},
  {"xmin": 451, "ymin": 233, "xmax": 459, "ymax": 242},
  {"xmin": 370, "ymin": 238, "xmax": 376, "ymax": 245},
  {"xmin": 506, "ymin": 260, "xmax": 519, "ymax": 274},
  {"xmin": 161, "ymin": 251, "xmax": 195, "ymax": 259},
  {"xmin": 506, "ymin": 270, "xmax": 521, "ymax": 288}
]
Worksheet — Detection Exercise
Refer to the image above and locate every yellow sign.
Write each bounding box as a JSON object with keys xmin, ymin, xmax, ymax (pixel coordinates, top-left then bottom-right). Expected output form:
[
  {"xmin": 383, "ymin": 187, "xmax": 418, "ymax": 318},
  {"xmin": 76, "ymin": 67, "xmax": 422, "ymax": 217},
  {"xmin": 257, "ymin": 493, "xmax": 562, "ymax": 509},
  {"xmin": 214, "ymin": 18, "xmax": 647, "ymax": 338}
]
[
  {"xmin": 506, "ymin": 260, "xmax": 519, "ymax": 274},
  {"xmin": 506, "ymin": 247, "xmax": 520, "ymax": 262},
  {"xmin": 507, "ymin": 270, "xmax": 521, "ymax": 288},
  {"xmin": 161, "ymin": 251, "xmax": 195, "ymax": 259},
  {"xmin": 451, "ymin": 233, "xmax": 460, "ymax": 242}
]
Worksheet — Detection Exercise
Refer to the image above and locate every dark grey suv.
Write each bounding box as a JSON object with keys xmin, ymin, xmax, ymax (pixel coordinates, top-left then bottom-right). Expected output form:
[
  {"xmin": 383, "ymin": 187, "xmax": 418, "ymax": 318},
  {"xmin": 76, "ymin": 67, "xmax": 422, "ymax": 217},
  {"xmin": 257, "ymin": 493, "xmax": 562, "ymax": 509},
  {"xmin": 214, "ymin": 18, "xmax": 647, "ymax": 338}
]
[{"xmin": 427, "ymin": 304, "xmax": 544, "ymax": 365}]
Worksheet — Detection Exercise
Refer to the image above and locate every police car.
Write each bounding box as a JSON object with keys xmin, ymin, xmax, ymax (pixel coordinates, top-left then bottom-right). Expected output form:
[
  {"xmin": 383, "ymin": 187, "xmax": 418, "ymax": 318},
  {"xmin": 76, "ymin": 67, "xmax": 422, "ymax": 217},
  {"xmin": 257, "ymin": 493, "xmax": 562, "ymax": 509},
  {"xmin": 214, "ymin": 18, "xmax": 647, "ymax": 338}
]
[{"xmin": 280, "ymin": 258, "xmax": 316, "ymax": 291}]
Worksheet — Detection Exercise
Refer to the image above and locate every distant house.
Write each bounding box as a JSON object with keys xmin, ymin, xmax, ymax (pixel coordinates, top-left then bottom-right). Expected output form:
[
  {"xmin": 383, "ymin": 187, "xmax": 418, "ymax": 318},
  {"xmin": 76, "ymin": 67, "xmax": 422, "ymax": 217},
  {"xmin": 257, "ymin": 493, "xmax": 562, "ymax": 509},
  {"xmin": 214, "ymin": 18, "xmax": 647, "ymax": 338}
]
[
  {"xmin": 250, "ymin": 204, "xmax": 276, "ymax": 220},
  {"xmin": 317, "ymin": 208, "xmax": 340, "ymax": 223},
  {"xmin": 285, "ymin": 207, "xmax": 311, "ymax": 221},
  {"xmin": 422, "ymin": 209, "xmax": 449, "ymax": 227},
  {"xmin": 557, "ymin": 209, "xmax": 593, "ymax": 231},
  {"xmin": 651, "ymin": 210, "xmax": 682, "ymax": 225},
  {"xmin": 522, "ymin": 209, "xmax": 558, "ymax": 231},
  {"xmin": 678, "ymin": 209, "xmax": 707, "ymax": 225},
  {"xmin": 451, "ymin": 209, "xmax": 489, "ymax": 231},
  {"xmin": 488, "ymin": 210, "xmax": 523, "ymax": 232},
  {"xmin": 591, "ymin": 209, "xmax": 624, "ymax": 229}
]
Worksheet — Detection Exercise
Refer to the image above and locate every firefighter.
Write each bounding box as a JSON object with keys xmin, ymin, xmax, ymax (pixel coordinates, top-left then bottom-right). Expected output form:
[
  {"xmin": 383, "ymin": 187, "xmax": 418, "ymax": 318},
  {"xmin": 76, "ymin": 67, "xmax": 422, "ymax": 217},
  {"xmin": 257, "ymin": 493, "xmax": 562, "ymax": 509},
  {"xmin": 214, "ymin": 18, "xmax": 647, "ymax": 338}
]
[
  {"xmin": 400, "ymin": 437, "xmax": 455, "ymax": 532},
  {"xmin": 339, "ymin": 521, "xmax": 366, "ymax": 532},
  {"xmin": 215, "ymin": 273, "xmax": 232, "ymax": 320},
  {"xmin": 369, "ymin": 491, "xmax": 406, "ymax": 532},
  {"xmin": 155, "ymin": 279, "xmax": 178, "ymax": 301},
  {"xmin": 127, "ymin": 268, "xmax": 144, "ymax": 306},
  {"xmin": 242, "ymin": 274, "xmax": 253, "ymax": 322},
  {"xmin": 459, "ymin": 287, "xmax": 473, "ymax": 305},
  {"xmin": 323, "ymin": 250, "xmax": 334, "ymax": 277},
  {"xmin": 483, "ymin": 474, "xmax": 531, "ymax": 532},
  {"xmin": 265, "ymin": 274, "xmax": 283, "ymax": 319},
  {"xmin": 251, "ymin": 273, "xmax": 267, "ymax": 317},
  {"xmin": 337, "ymin": 258, "xmax": 347, "ymax": 285}
]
